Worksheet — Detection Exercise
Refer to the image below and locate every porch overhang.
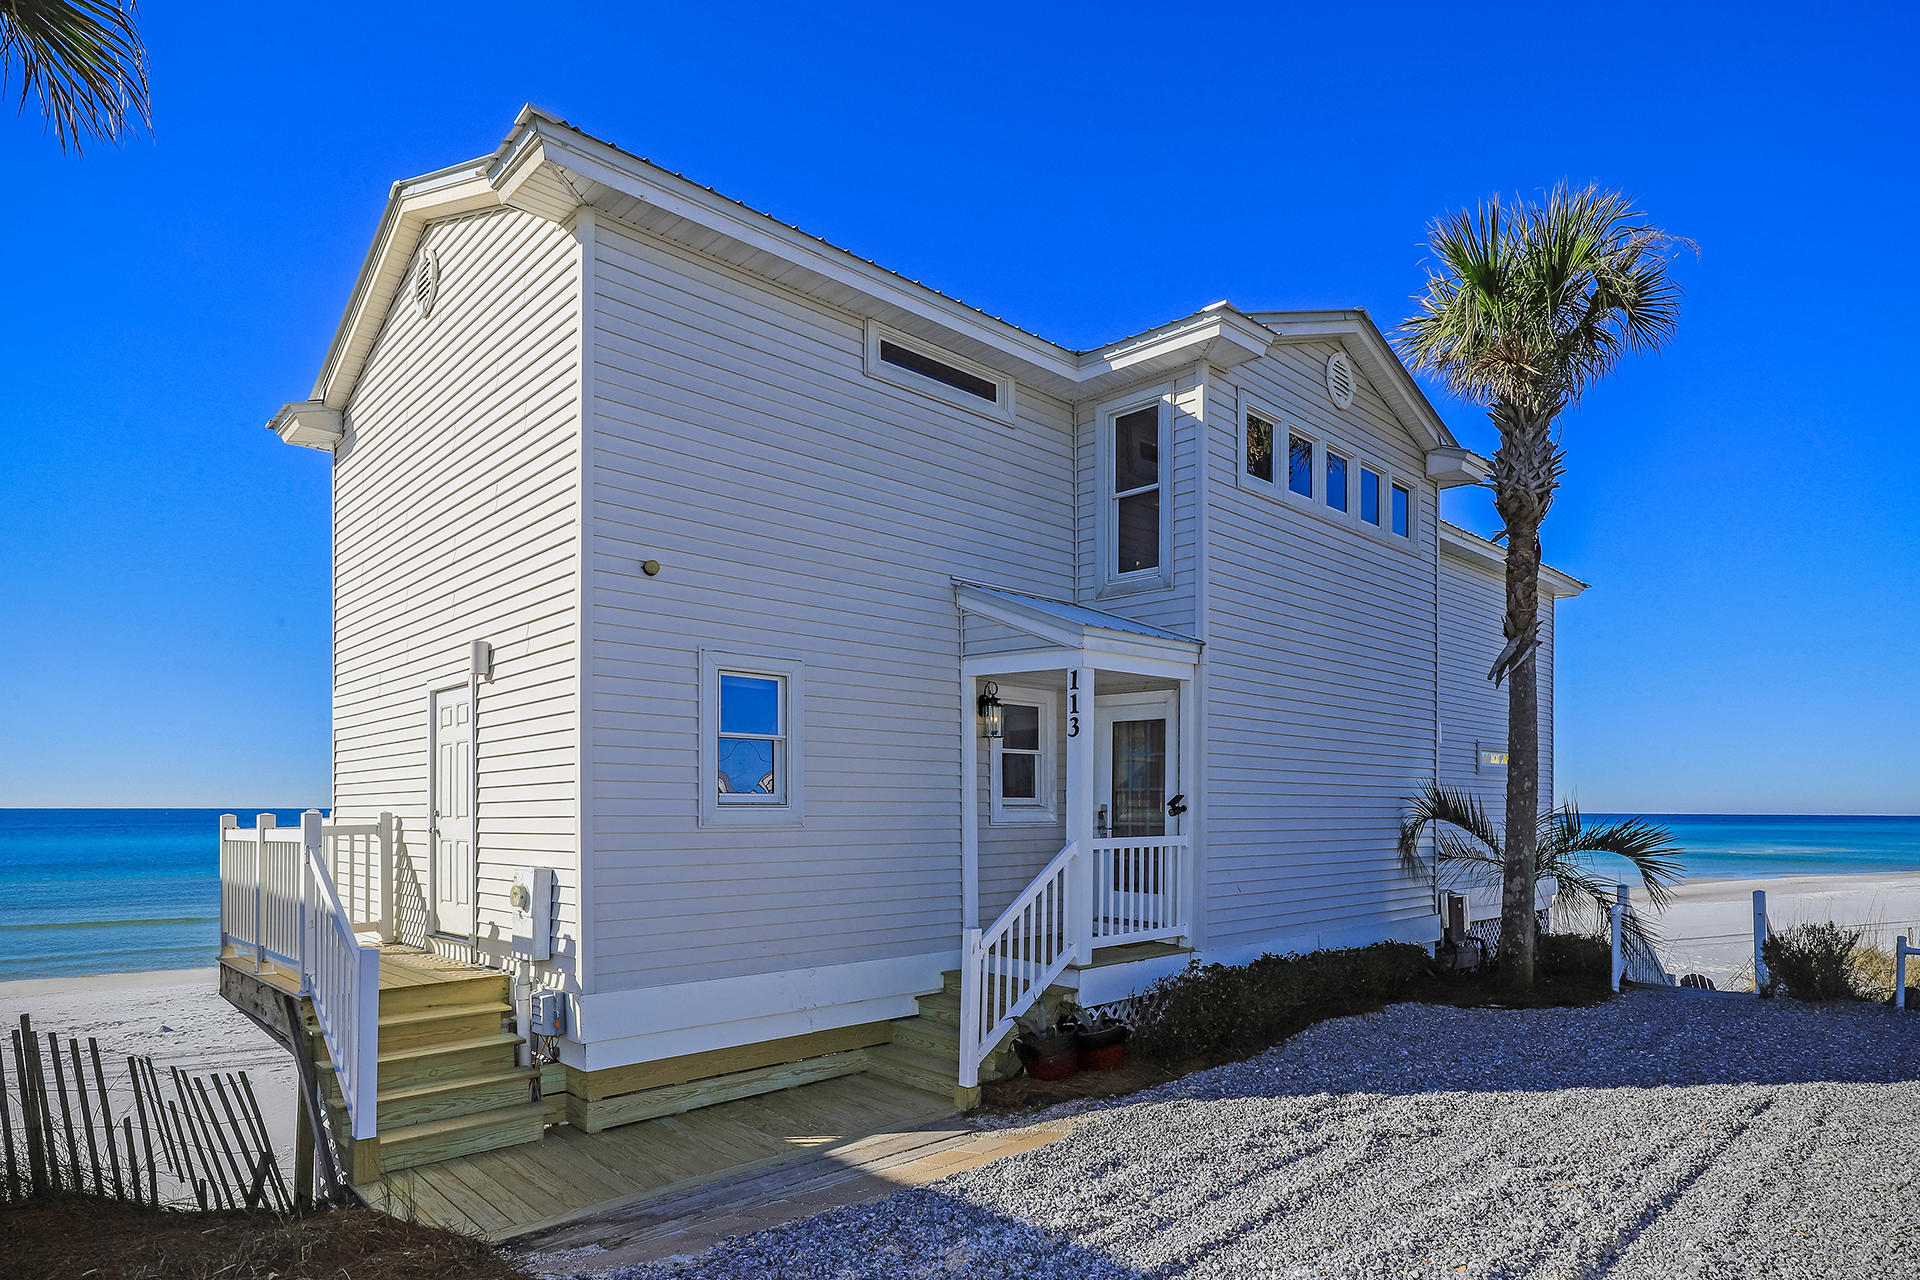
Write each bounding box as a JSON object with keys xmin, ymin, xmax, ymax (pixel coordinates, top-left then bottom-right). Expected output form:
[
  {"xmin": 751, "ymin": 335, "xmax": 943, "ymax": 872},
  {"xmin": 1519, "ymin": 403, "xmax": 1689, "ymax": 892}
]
[{"xmin": 952, "ymin": 580, "xmax": 1201, "ymax": 679}]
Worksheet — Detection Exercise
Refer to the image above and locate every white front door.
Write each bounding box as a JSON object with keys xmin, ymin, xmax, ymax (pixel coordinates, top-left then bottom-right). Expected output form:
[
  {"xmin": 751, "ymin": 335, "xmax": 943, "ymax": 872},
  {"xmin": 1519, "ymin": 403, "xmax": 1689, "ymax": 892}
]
[
  {"xmin": 430, "ymin": 686, "xmax": 475, "ymax": 936},
  {"xmin": 1094, "ymin": 691, "xmax": 1181, "ymax": 929}
]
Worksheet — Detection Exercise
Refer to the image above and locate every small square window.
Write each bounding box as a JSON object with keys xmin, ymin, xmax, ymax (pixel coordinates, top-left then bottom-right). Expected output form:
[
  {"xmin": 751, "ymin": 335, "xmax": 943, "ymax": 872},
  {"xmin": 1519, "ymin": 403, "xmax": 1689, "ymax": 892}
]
[
  {"xmin": 1392, "ymin": 484, "xmax": 1411, "ymax": 537},
  {"xmin": 1246, "ymin": 412, "xmax": 1274, "ymax": 484},
  {"xmin": 1325, "ymin": 451, "xmax": 1349, "ymax": 513},
  {"xmin": 1360, "ymin": 467, "xmax": 1382, "ymax": 526}
]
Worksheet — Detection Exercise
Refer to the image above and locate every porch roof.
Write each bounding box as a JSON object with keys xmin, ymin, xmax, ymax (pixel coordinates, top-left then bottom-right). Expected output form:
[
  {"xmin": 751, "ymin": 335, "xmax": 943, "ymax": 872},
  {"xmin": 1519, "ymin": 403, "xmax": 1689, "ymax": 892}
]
[{"xmin": 953, "ymin": 580, "xmax": 1201, "ymax": 677}]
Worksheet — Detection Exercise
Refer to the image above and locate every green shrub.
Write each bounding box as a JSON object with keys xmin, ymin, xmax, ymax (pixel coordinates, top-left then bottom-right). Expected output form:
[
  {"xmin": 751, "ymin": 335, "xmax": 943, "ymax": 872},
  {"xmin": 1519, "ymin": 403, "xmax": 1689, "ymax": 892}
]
[
  {"xmin": 1762, "ymin": 921, "xmax": 1868, "ymax": 1001},
  {"xmin": 1129, "ymin": 942, "xmax": 1429, "ymax": 1066},
  {"xmin": 1535, "ymin": 931, "xmax": 1611, "ymax": 984}
]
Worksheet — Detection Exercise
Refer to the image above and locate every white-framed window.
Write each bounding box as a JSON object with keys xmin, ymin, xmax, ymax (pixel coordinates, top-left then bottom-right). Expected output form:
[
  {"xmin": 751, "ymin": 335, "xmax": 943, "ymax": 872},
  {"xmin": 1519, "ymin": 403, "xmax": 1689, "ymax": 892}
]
[
  {"xmin": 1098, "ymin": 386, "xmax": 1173, "ymax": 593},
  {"xmin": 699, "ymin": 650, "xmax": 805, "ymax": 826},
  {"xmin": 863, "ymin": 319, "xmax": 1015, "ymax": 424},
  {"xmin": 1244, "ymin": 409, "xmax": 1276, "ymax": 490},
  {"xmin": 1359, "ymin": 463, "xmax": 1384, "ymax": 527},
  {"xmin": 989, "ymin": 689, "xmax": 1057, "ymax": 824},
  {"xmin": 1391, "ymin": 481, "xmax": 1412, "ymax": 538},
  {"xmin": 1324, "ymin": 448, "xmax": 1351, "ymax": 514},
  {"xmin": 1287, "ymin": 428, "xmax": 1316, "ymax": 499}
]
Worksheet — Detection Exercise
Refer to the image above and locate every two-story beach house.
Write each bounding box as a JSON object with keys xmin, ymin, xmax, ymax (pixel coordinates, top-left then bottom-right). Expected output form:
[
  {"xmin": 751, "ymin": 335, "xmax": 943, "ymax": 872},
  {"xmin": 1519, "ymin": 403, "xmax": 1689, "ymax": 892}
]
[{"xmin": 216, "ymin": 107, "xmax": 1584, "ymax": 1203}]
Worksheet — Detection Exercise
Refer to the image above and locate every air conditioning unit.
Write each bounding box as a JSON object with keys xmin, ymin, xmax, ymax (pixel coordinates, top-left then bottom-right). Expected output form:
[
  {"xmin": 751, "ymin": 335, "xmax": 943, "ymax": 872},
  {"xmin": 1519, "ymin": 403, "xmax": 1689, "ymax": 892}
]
[{"xmin": 510, "ymin": 866, "xmax": 554, "ymax": 961}]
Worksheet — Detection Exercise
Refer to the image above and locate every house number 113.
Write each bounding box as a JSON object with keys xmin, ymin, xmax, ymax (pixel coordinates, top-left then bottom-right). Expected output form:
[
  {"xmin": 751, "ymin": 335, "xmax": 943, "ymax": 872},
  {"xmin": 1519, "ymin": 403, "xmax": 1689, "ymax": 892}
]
[{"xmin": 1067, "ymin": 670, "xmax": 1080, "ymax": 737}]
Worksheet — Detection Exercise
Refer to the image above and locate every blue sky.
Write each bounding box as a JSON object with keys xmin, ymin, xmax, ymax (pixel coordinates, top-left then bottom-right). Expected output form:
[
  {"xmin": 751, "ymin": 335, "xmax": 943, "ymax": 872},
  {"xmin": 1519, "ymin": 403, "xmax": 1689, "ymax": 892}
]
[{"xmin": 2, "ymin": 2, "xmax": 1915, "ymax": 813}]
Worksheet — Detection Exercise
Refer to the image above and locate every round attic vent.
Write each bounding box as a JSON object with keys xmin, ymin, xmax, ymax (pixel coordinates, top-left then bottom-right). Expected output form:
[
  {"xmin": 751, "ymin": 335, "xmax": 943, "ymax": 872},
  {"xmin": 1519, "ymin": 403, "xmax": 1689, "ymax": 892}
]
[
  {"xmin": 413, "ymin": 249, "xmax": 439, "ymax": 319},
  {"xmin": 1325, "ymin": 351, "xmax": 1355, "ymax": 409}
]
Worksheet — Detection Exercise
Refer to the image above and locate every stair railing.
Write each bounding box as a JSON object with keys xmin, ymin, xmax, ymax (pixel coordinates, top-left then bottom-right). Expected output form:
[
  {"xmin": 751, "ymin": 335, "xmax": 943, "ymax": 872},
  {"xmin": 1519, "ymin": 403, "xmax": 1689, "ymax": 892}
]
[
  {"xmin": 299, "ymin": 811, "xmax": 382, "ymax": 1143},
  {"xmin": 959, "ymin": 840, "xmax": 1081, "ymax": 1089}
]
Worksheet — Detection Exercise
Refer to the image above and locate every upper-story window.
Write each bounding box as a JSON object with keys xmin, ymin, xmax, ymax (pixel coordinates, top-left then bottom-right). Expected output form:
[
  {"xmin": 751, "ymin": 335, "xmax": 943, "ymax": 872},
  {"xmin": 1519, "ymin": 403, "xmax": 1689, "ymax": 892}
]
[
  {"xmin": 1325, "ymin": 450, "xmax": 1350, "ymax": 514},
  {"xmin": 1099, "ymin": 389, "xmax": 1172, "ymax": 591},
  {"xmin": 1360, "ymin": 465, "xmax": 1383, "ymax": 526},
  {"xmin": 1246, "ymin": 411, "xmax": 1275, "ymax": 485},
  {"xmin": 863, "ymin": 320, "xmax": 1015, "ymax": 423},
  {"xmin": 1288, "ymin": 431, "xmax": 1314, "ymax": 498},
  {"xmin": 1392, "ymin": 483, "xmax": 1411, "ymax": 537}
]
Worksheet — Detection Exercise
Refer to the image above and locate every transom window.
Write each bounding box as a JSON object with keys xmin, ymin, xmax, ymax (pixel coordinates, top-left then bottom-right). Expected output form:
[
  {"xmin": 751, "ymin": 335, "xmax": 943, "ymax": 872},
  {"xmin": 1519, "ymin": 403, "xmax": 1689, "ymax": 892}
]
[
  {"xmin": 717, "ymin": 673, "xmax": 786, "ymax": 804},
  {"xmin": 1325, "ymin": 450, "xmax": 1350, "ymax": 513},
  {"xmin": 1246, "ymin": 411, "xmax": 1275, "ymax": 485},
  {"xmin": 1101, "ymin": 392, "xmax": 1171, "ymax": 590},
  {"xmin": 863, "ymin": 320, "xmax": 1014, "ymax": 423}
]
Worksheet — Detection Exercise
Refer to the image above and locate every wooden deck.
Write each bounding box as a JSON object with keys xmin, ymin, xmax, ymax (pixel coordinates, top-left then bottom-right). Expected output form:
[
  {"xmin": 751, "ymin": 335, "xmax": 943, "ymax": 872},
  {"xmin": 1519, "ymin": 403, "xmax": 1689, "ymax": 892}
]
[
  {"xmin": 219, "ymin": 940, "xmax": 495, "ymax": 997},
  {"xmin": 361, "ymin": 1070, "xmax": 956, "ymax": 1240}
]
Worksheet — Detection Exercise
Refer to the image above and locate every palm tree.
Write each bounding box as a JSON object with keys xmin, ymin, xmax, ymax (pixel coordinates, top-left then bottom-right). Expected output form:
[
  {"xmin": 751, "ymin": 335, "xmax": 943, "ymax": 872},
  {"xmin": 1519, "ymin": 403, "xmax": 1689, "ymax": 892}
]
[
  {"xmin": 1397, "ymin": 185, "xmax": 1687, "ymax": 987},
  {"xmin": 1, "ymin": 0, "xmax": 150, "ymax": 153},
  {"xmin": 1398, "ymin": 781, "xmax": 1683, "ymax": 956}
]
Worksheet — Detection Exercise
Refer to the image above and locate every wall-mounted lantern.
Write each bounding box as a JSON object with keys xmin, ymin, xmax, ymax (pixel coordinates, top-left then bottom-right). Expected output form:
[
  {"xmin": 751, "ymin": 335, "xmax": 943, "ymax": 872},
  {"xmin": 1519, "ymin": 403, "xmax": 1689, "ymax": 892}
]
[{"xmin": 977, "ymin": 682, "xmax": 1005, "ymax": 739}]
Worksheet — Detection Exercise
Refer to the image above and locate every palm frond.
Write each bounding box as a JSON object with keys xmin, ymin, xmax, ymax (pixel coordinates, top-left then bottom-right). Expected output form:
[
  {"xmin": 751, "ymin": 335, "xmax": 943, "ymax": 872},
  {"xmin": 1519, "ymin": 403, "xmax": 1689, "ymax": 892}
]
[
  {"xmin": 0, "ymin": 0, "xmax": 150, "ymax": 154},
  {"xmin": 1397, "ymin": 780, "xmax": 1504, "ymax": 878}
]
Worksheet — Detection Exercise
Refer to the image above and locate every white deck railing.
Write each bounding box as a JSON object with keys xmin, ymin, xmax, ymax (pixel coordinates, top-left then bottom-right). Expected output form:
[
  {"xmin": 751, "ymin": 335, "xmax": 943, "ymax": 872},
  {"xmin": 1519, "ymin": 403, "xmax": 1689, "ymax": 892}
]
[
  {"xmin": 960, "ymin": 841, "xmax": 1081, "ymax": 1090},
  {"xmin": 219, "ymin": 810, "xmax": 387, "ymax": 1142},
  {"xmin": 960, "ymin": 834, "xmax": 1193, "ymax": 1088},
  {"xmin": 1091, "ymin": 836, "xmax": 1188, "ymax": 946}
]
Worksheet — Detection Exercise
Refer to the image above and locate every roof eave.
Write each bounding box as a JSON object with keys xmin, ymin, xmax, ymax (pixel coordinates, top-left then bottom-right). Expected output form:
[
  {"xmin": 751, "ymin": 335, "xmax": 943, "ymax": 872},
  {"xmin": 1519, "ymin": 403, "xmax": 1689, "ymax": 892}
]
[
  {"xmin": 1438, "ymin": 523, "xmax": 1589, "ymax": 598},
  {"xmin": 1249, "ymin": 309, "xmax": 1459, "ymax": 455}
]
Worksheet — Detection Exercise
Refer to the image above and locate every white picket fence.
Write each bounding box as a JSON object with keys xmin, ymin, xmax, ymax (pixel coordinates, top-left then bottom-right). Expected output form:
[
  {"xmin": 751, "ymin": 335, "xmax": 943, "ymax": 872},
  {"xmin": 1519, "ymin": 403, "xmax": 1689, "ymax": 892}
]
[
  {"xmin": 218, "ymin": 811, "xmax": 388, "ymax": 1142},
  {"xmin": 960, "ymin": 836, "xmax": 1190, "ymax": 1088}
]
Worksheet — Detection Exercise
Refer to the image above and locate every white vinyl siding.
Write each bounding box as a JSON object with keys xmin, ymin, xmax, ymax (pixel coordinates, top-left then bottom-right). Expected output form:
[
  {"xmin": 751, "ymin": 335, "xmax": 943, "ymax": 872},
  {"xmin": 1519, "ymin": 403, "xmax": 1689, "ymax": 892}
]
[
  {"xmin": 1202, "ymin": 341, "xmax": 1441, "ymax": 953},
  {"xmin": 583, "ymin": 213, "xmax": 1077, "ymax": 992},
  {"xmin": 331, "ymin": 206, "xmax": 582, "ymax": 989}
]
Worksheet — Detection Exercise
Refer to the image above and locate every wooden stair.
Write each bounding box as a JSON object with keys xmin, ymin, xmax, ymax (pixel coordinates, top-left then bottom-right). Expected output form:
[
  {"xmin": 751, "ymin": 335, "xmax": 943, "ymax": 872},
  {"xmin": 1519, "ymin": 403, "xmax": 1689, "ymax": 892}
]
[
  {"xmin": 869, "ymin": 970, "xmax": 1005, "ymax": 1108},
  {"xmin": 315, "ymin": 964, "xmax": 545, "ymax": 1176}
]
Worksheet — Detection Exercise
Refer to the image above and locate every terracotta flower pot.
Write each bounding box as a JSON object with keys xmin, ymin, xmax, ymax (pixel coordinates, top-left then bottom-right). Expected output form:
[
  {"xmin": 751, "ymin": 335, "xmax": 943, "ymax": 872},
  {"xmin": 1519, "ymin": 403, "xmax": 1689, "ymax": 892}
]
[
  {"xmin": 1078, "ymin": 1042, "xmax": 1126, "ymax": 1072},
  {"xmin": 1025, "ymin": 1049, "xmax": 1080, "ymax": 1081}
]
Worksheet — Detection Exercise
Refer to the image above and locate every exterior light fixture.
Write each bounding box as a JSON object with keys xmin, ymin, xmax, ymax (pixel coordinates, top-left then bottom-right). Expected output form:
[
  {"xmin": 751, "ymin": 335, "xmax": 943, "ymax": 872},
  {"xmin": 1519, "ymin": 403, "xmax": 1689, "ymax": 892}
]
[{"xmin": 977, "ymin": 682, "xmax": 1005, "ymax": 739}]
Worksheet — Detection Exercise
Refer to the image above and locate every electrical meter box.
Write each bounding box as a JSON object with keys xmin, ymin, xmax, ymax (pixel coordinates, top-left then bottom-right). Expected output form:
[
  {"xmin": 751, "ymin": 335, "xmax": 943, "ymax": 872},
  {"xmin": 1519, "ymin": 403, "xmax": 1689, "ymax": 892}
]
[
  {"xmin": 510, "ymin": 866, "xmax": 554, "ymax": 961},
  {"xmin": 528, "ymin": 988, "xmax": 566, "ymax": 1038}
]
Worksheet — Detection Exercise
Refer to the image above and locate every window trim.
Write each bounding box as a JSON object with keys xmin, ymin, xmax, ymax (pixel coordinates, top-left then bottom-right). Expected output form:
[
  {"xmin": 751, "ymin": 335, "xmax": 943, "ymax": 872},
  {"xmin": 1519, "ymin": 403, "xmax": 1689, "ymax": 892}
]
[
  {"xmin": 1096, "ymin": 384, "xmax": 1174, "ymax": 596},
  {"xmin": 988, "ymin": 687, "xmax": 1058, "ymax": 826},
  {"xmin": 1358, "ymin": 461, "xmax": 1386, "ymax": 528},
  {"xmin": 1227, "ymin": 391, "xmax": 1424, "ymax": 552},
  {"xmin": 1242, "ymin": 406, "xmax": 1278, "ymax": 494},
  {"xmin": 864, "ymin": 319, "xmax": 1015, "ymax": 424},
  {"xmin": 699, "ymin": 650, "xmax": 806, "ymax": 827}
]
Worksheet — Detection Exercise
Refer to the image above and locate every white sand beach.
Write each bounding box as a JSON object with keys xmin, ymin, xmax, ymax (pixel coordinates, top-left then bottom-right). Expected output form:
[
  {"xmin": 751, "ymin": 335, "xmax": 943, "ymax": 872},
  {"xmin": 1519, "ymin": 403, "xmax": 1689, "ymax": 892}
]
[
  {"xmin": 1636, "ymin": 871, "xmax": 1920, "ymax": 988},
  {"xmin": 0, "ymin": 966, "xmax": 298, "ymax": 1167}
]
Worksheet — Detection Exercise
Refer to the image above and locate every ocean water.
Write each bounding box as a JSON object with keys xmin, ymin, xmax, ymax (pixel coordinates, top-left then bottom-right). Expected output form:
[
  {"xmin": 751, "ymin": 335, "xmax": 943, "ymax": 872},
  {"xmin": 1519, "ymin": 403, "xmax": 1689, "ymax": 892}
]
[
  {"xmin": 1, "ymin": 809, "xmax": 318, "ymax": 981},
  {"xmin": 2, "ymin": 810, "xmax": 1917, "ymax": 982}
]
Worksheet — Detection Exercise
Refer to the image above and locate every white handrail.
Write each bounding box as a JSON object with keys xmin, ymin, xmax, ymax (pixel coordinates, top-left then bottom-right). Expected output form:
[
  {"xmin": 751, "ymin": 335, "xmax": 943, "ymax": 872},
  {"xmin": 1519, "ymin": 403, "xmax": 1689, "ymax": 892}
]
[
  {"xmin": 1610, "ymin": 884, "xmax": 1629, "ymax": 992},
  {"xmin": 960, "ymin": 840, "xmax": 1081, "ymax": 1089},
  {"xmin": 299, "ymin": 811, "xmax": 382, "ymax": 1142},
  {"xmin": 218, "ymin": 810, "xmax": 385, "ymax": 1142}
]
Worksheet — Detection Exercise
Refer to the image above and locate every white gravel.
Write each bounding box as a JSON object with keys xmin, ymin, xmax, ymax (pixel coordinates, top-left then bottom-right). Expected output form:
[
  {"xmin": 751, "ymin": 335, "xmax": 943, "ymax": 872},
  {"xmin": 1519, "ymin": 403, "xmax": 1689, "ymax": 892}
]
[{"xmin": 586, "ymin": 993, "xmax": 1920, "ymax": 1279}]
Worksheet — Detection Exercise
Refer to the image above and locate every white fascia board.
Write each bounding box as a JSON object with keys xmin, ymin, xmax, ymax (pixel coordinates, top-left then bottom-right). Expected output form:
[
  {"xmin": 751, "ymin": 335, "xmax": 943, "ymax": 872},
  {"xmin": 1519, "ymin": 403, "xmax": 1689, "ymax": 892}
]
[
  {"xmin": 310, "ymin": 166, "xmax": 502, "ymax": 408},
  {"xmin": 523, "ymin": 120, "xmax": 1087, "ymax": 387},
  {"xmin": 265, "ymin": 400, "xmax": 344, "ymax": 450},
  {"xmin": 1253, "ymin": 309, "xmax": 1457, "ymax": 454},
  {"xmin": 1078, "ymin": 312, "xmax": 1272, "ymax": 382},
  {"xmin": 1427, "ymin": 446, "xmax": 1490, "ymax": 488}
]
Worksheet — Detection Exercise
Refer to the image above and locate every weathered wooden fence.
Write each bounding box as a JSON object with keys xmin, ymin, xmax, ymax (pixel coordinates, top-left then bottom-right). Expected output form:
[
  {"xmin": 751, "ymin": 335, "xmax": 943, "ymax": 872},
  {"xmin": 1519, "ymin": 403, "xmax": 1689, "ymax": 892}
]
[{"xmin": 2, "ymin": 1014, "xmax": 291, "ymax": 1212}]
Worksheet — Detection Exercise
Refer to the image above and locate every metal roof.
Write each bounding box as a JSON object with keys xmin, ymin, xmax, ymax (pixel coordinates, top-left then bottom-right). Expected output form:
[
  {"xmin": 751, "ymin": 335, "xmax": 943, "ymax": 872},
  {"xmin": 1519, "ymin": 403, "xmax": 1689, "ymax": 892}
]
[{"xmin": 953, "ymin": 581, "xmax": 1202, "ymax": 646}]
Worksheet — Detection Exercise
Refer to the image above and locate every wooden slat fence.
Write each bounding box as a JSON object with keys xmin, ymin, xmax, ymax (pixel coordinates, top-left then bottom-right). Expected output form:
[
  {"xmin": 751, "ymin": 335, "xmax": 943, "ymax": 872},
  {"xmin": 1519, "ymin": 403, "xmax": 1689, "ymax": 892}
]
[{"xmin": 1, "ymin": 1014, "xmax": 292, "ymax": 1213}]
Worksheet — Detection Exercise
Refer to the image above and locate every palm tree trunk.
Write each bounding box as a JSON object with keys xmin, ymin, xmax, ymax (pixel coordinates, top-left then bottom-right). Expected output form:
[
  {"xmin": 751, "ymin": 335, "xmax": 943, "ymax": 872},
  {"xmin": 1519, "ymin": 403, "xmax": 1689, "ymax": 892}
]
[
  {"xmin": 1490, "ymin": 400, "xmax": 1559, "ymax": 989},
  {"xmin": 1501, "ymin": 519, "xmax": 1542, "ymax": 987}
]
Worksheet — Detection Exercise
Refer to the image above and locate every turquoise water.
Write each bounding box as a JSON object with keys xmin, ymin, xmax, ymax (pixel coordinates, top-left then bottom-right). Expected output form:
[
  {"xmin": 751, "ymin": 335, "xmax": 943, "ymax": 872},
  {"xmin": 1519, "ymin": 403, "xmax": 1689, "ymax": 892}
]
[
  {"xmin": 1, "ymin": 809, "xmax": 317, "ymax": 981},
  {"xmin": 2, "ymin": 810, "xmax": 1917, "ymax": 981}
]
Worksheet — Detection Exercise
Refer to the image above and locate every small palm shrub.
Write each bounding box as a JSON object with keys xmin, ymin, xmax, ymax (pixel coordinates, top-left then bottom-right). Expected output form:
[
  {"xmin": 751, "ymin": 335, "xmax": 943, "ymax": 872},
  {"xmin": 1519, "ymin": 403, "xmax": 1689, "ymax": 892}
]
[
  {"xmin": 1129, "ymin": 942, "xmax": 1429, "ymax": 1066},
  {"xmin": 1762, "ymin": 922, "xmax": 1868, "ymax": 1001}
]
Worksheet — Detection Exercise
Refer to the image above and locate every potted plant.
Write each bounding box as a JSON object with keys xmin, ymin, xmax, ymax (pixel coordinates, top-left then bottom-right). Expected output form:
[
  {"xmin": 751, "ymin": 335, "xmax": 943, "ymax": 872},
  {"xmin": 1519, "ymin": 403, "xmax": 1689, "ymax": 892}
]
[
  {"xmin": 1070, "ymin": 1006, "xmax": 1131, "ymax": 1072},
  {"xmin": 1012, "ymin": 1005, "xmax": 1078, "ymax": 1081}
]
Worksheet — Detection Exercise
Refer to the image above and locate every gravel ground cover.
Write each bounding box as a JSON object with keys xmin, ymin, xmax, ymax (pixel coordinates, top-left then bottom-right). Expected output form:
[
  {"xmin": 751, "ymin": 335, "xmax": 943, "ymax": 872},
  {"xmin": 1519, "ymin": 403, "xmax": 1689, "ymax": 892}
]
[{"xmin": 587, "ymin": 992, "xmax": 1920, "ymax": 1280}]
